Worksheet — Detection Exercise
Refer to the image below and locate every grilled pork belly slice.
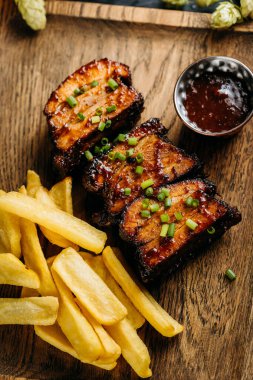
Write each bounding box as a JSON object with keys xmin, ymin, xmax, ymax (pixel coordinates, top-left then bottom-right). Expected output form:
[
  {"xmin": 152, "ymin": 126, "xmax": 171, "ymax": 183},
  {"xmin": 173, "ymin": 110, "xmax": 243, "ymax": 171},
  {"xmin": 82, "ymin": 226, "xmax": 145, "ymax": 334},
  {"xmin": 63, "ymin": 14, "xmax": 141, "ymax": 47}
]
[
  {"xmin": 83, "ymin": 118, "xmax": 201, "ymax": 225},
  {"xmin": 120, "ymin": 179, "xmax": 241, "ymax": 283},
  {"xmin": 44, "ymin": 58, "xmax": 144, "ymax": 176}
]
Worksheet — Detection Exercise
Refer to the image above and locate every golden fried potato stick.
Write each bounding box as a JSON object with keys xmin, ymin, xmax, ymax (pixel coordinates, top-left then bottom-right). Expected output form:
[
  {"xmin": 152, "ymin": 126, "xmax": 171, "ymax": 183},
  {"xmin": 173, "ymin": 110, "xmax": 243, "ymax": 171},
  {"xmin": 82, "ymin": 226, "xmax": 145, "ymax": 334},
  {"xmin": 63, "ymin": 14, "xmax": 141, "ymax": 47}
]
[
  {"xmin": 106, "ymin": 318, "xmax": 152, "ymax": 378},
  {"xmin": 51, "ymin": 270, "xmax": 102, "ymax": 363},
  {"xmin": 21, "ymin": 287, "xmax": 40, "ymax": 298},
  {"xmin": 49, "ymin": 177, "xmax": 73, "ymax": 215},
  {"xmin": 0, "ymin": 253, "xmax": 39, "ymax": 288},
  {"xmin": 26, "ymin": 170, "xmax": 42, "ymax": 197},
  {"xmin": 35, "ymin": 324, "xmax": 117, "ymax": 370},
  {"xmin": 52, "ymin": 248, "xmax": 127, "ymax": 325},
  {"xmin": 79, "ymin": 252, "xmax": 145, "ymax": 329},
  {"xmin": 0, "ymin": 190, "xmax": 21, "ymax": 258},
  {"xmin": 0, "ymin": 297, "xmax": 58, "ymax": 325},
  {"xmin": 102, "ymin": 247, "xmax": 183, "ymax": 337},
  {"xmin": 0, "ymin": 191, "xmax": 106, "ymax": 253}
]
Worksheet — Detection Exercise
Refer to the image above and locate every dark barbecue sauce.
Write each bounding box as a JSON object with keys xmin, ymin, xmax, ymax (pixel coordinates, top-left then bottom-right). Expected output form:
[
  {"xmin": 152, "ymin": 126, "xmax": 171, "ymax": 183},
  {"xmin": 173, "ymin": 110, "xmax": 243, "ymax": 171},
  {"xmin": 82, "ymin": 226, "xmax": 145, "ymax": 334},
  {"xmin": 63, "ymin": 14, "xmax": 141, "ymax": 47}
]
[{"xmin": 184, "ymin": 72, "xmax": 251, "ymax": 133}]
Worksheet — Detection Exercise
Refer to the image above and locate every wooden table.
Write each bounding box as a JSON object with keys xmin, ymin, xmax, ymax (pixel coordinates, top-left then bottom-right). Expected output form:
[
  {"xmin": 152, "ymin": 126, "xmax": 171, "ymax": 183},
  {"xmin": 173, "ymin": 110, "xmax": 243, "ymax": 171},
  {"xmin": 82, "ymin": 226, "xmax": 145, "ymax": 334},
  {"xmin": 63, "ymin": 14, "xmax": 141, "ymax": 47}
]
[{"xmin": 0, "ymin": 1, "xmax": 252, "ymax": 379}]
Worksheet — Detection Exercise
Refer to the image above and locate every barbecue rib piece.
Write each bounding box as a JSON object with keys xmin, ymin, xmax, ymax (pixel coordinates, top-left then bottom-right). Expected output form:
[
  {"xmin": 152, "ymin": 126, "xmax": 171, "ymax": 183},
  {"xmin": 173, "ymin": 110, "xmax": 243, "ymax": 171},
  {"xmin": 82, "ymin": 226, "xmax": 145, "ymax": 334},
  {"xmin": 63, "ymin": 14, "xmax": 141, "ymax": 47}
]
[
  {"xmin": 44, "ymin": 58, "xmax": 144, "ymax": 176},
  {"xmin": 120, "ymin": 179, "xmax": 241, "ymax": 283},
  {"xmin": 83, "ymin": 118, "xmax": 201, "ymax": 225}
]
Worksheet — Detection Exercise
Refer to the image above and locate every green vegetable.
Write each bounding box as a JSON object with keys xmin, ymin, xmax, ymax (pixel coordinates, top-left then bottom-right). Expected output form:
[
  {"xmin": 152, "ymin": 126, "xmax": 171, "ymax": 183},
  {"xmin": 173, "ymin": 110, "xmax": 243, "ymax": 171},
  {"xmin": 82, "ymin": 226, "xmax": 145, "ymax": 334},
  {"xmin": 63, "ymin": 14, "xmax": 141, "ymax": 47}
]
[
  {"xmin": 196, "ymin": 0, "xmax": 218, "ymax": 7},
  {"xmin": 186, "ymin": 219, "xmax": 198, "ymax": 231},
  {"xmin": 135, "ymin": 166, "xmax": 144, "ymax": 175},
  {"xmin": 128, "ymin": 137, "xmax": 138, "ymax": 146},
  {"xmin": 101, "ymin": 137, "xmax": 109, "ymax": 146},
  {"xmin": 240, "ymin": 0, "xmax": 253, "ymax": 18},
  {"xmin": 105, "ymin": 120, "xmax": 112, "ymax": 128},
  {"xmin": 94, "ymin": 146, "xmax": 101, "ymax": 154},
  {"xmin": 161, "ymin": 188, "xmax": 170, "ymax": 197},
  {"xmin": 101, "ymin": 144, "xmax": 111, "ymax": 152},
  {"xmin": 207, "ymin": 226, "xmax": 216, "ymax": 235},
  {"xmin": 174, "ymin": 211, "xmax": 183, "ymax": 221},
  {"xmin": 66, "ymin": 96, "xmax": 77, "ymax": 108},
  {"xmin": 142, "ymin": 199, "xmax": 150, "ymax": 209},
  {"xmin": 136, "ymin": 153, "xmax": 144, "ymax": 164},
  {"xmin": 141, "ymin": 179, "xmax": 154, "ymax": 190},
  {"xmin": 91, "ymin": 80, "xmax": 99, "ymax": 87},
  {"xmin": 106, "ymin": 105, "xmax": 117, "ymax": 113},
  {"xmin": 162, "ymin": 0, "xmax": 188, "ymax": 7},
  {"xmin": 141, "ymin": 210, "xmax": 151, "ymax": 218},
  {"xmin": 211, "ymin": 2, "xmax": 243, "ymax": 29},
  {"xmin": 160, "ymin": 214, "xmax": 169, "ymax": 223},
  {"xmin": 91, "ymin": 116, "xmax": 100, "ymax": 124},
  {"xmin": 77, "ymin": 113, "xmax": 85, "ymax": 121},
  {"xmin": 95, "ymin": 107, "xmax": 103, "ymax": 116},
  {"xmin": 124, "ymin": 188, "xmax": 131, "ymax": 196},
  {"xmin": 167, "ymin": 223, "xmax": 175, "ymax": 238},
  {"xmin": 108, "ymin": 152, "xmax": 115, "ymax": 161},
  {"xmin": 185, "ymin": 196, "xmax": 193, "ymax": 207},
  {"xmin": 164, "ymin": 197, "xmax": 172, "ymax": 209},
  {"xmin": 225, "ymin": 268, "xmax": 236, "ymax": 281},
  {"xmin": 150, "ymin": 203, "xmax": 159, "ymax": 213},
  {"xmin": 74, "ymin": 88, "xmax": 83, "ymax": 96},
  {"xmin": 160, "ymin": 224, "xmax": 169, "ymax": 238},
  {"xmin": 98, "ymin": 122, "xmax": 106, "ymax": 132},
  {"xmin": 15, "ymin": 0, "xmax": 46, "ymax": 31},
  {"xmin": 118, "ymin": 134, "xmax": 126, "ymax": 142},
  {"xmin": 84, "ymin": 150, "xmax": 93, "ymax": 161},
  {"xmin": 126, "ymin": 148, "xmax": 135, "ymax": 157},
  {"xmin": 108, "ymin": 78, "xmax": 119, "ymax": 91},
  {"xmin": 115, "ymin": 152, "xmax": 126, "ymax": 161},
  {"xmin": 157, "ymin": 192, "xmax": 166, "ymax": 202},
  {"xmin": 145, "ymin": 187, "xmax": 154, "ymax": 197}
]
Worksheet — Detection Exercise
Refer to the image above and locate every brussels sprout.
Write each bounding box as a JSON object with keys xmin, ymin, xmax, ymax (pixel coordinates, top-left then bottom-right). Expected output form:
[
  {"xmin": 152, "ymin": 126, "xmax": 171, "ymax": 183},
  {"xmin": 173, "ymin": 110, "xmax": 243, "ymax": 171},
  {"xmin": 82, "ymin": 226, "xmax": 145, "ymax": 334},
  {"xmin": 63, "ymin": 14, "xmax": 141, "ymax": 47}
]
[
  {"xmin": 211, "ymin": 2, "xmax": 243, "ymax": 29},
  {"xmin": 162, "ymin": 0, "xmax": 188, "ymax": 7},
  {"xmin": 196, "ymin": 0, "xmax": 219, "ymax": 7},
  {"xmin": 240, "ymin": 0, "xmax": 253, "ymax": 18},
  {"xmin": 15, "ymin": 0, "xmax": 46, "ymax": 31}
]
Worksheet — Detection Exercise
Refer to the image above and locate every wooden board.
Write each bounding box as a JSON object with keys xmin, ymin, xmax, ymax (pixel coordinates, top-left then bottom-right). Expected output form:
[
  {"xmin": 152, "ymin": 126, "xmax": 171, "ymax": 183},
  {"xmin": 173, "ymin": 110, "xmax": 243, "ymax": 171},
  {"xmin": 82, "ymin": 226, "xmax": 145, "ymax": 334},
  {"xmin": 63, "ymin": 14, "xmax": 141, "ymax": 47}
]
[{"xmin": 0, "ymin": 1, "xmax": 252, "ymax": 379}]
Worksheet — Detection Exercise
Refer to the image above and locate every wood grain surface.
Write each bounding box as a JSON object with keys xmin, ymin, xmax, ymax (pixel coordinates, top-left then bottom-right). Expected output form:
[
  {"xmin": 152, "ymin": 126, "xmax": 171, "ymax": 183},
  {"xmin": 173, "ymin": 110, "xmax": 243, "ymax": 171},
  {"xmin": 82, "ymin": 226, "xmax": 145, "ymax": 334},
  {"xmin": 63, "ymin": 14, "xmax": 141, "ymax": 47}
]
[{"xmin": 0, "ymin": 1, "xmax": 252, "ymax": 379}]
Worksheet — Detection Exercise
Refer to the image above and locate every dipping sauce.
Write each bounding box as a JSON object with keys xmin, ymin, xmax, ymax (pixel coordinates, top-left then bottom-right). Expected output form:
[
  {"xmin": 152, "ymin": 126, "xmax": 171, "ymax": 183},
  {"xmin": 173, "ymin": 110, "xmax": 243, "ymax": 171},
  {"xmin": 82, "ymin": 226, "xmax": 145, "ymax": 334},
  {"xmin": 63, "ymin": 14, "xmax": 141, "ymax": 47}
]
[{"xmin": 184, "ymin": 72, "xmax": 251, "ymax": 133}]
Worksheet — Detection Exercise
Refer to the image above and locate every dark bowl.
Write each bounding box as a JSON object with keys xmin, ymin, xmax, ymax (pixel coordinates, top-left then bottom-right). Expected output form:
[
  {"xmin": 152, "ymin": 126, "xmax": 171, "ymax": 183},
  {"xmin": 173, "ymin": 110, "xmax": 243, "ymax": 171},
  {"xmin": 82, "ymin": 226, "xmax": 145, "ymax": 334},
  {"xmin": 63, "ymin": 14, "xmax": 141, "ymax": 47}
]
[{"xmin": 173, "ymin": 56, "xmax": 253, "ymax": 137}]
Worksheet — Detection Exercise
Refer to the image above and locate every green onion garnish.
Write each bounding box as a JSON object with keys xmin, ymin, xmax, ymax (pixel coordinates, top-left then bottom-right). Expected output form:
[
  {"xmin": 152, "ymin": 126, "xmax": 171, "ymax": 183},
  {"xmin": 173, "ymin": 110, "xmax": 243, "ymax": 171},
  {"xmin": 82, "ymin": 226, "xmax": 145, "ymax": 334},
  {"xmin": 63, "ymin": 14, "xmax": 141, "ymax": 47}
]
[
  {"xmin": 124, "ymin": 188, "xmax": 131, "ymax": 196},
  {"xmin": 101, "ymin": 137, "xmax": 109, "ymax": 146},
  {"xmin": 207, "ymin": 226, "xmax": 215, "ymax": 235},
  {"xmin": 185, "ymin": 196, "xmax": 193, "ymax": 207},
  {"xmin": 186, "ymin": 219, "xmax": 198, "ymax": 231},
  {"xmin": 66, "ymin": 96, "xmax": 77, "ymax": 108},
  {"xmin": 118, "ymin": 134, "xmax": 126, "ymax": 142},
  {"xmin": 126, "ymin": 148, "xmax": 134, "ymax": 157},
  {"xmin": 95, "ymin": 107, "xmax": 103, "ymax": 116},
  {"xmin": 94, "ymin": 146, "xmax": 101, "ymax": 154},
  {"xmin": 74, "ymin": 88, "xmax": 83, "ymax": 96},
  {"xmin": 161, "ymin": 188, "xmax": 170, "ymax": 197},
  {"xmin": 160, "ymin": 224, "xmax": 169, "ymax": 238},
  {"xmin": 98, "ymin": 122, "xmax": 106, "ymax": 132},
  {"xmin": 108, "ymin": 78, "xmax": 119, "ymax": 91},
  {"xmin": 101, "ymin": 144, "xmax": 111, "ymax": 152},
  {"xmin": 157, "ymin": 192, "xmax": 166, "ymax": 202},
  {"xmin": 192, "ymin": 199, "xmax": 200, "ymax": 208},
  {"xmin": 115, "ymin": 152, "xmax": 126, "ymax": 161},
  {"xmin": 140, "ymin": 210, "xmax": 151, "ymax": 218},
  {"xmin": 84, "ymin": 150, "xmax": 93, "ymax": 161},
  {"xmin": 167, "ymin": 223, "xmax": 175, "ymax": 238},
  {"xmin": 136, "ymin": 153, "xmax": 144, "ymax": 164},
  {"xmin": 91, "ymin": 115, "xmax": 100, "ymax": 124},
  {"xmin": 106, "ymin": 105, "xmax": 117, "ymax": 113},
  {"xmin": 164, "ymin": 197, "xmax": 172, "ymax": 208},
  {"xmin": 105, "ymin": 120, "xmax": 112, "ymax": 128},
  {"xmin": 91, "ymin": 80, "xmax": 99, "ymax": 87},
  {"xmin": 145, "ymin": 187, "xmax": 154, "ymax": 197},
  {"xmin": 135, "ymin": 166, "xmax": 144, "ymax": 175},
  {"xmin": 225, "ymin": 269, "xmax": 236, "ymax": 281},
  {"xmin": 174, "ymin": 211, "xmax": 183, "ymax": 221},
  {"xmin": 160, "ymin": 214, "xmax": 169, "ymax": 223},
  {"xmin": 150, "ymin": 203, "xmax": 159, "ymax": 213},
  {"xmin": 108, "ymin": 151, "xmax": 115, "ymax": 161},
  {"xmin": 77, "ymin": 112, "xmax": 85, "ymax": 121},
  {"xmin": 80, "ymin": 85, "xmax": 88, "ymax": 93},
  {"xmin": 141, "ymin": 179, "xmax": 154, "ymax": 190},
  {"xmin": 128, "ymin": 137, "xmax": 138, "ymax": 146},
  {"xmin": 142, "ymin": 199, "xmax": 150, "ymax": 209}
]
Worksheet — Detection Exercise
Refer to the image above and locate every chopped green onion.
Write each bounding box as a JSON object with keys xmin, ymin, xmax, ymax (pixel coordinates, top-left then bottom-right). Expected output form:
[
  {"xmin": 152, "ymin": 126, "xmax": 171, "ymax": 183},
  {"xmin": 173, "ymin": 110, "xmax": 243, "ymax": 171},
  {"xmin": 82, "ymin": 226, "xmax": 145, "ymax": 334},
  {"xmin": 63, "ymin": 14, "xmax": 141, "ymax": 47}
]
[
  {"xmin": 126, "ymin": 148, "xmax": 134, "ymax": 157},
  {"xmin": 91, "ymin": 80, "xmax": 99, "ymax": 87},
  {"xmin": 140, "ymin": 210, "xmax": 151, "ymax": 218},
  {"xmin": 101, "ymin": 137, "xmax": 109, "ymax": 146},
  {"xmin": 141, "ymin": 179, "xmax": 154, "ymax": 190},
  {"xmin": 142, "ymin": 199, "xmax": 150, "ymax": 209},
  {"xmin": 108, "ymin": 151, "xmax": 115, "ymax": 161},
  {"xmin": 101, "ymin": 144, "xmax": 111, "ymax": 152},
  {"xmin": 174, "ymin": 211, "xmax": 183, "ymax": 221},
  {"xmin": 160, "ymin": 224, "xmax": 169, "ymax": 238},
  {"xmin": 150, "ymin": 203, "xmax": 159, "ymax": 213},
  {"xmin": 115, "ymin": 152, "xmax": 126, "ymax": 161},
  {"xmin": 74, "ymin": 88, "xmax": 83, "ymax": 96},
  {"xmin": 77, "ymin": 112, "xmax": 85, "ymax": 121},
  {"xmin": 118, "ymin": 134, "xmax": 126, "ymax": 142},
  {"xmin": 161, "ymin": 188, "xmax": 170, "ymax": 197},
  {"xmin": 164, "ymin": 197, "xmax": 172, "ymax": 208},
  {"xmin": 105, "ymin": 120, "xmax": 112, "ymax": 128},
  {"xmin": 145, "ymin": 187, "xmax": 154, "ymax": 197},
  {"xmin": 207, "ymin": 226, "xmax": 215, "ymax": 235},
  {"xmin": 124, "ymin": 188, "xmax": 131, "ymax": 196},
  {"xmin": 84, "ymin": 150, "xmax": 93, "ymax": 161},
  {"xmin": 66, "ymin": 96, "xmax": 77, "ymax": 108},
  {"xmin": 167, "ymin": 223, "xmax": 175, "ymax": 238},
  {"xmin": 135, "ymin": 166, "xmax": 144, "ymax": 175},
  {"xmin": 94, "ymin": 146, "xmax": 101, "ymax": 154},
  {"xmin": 157, "ymin": 192, "xmax": 166, "ymax": 202},
  {"xmin": 225, "ymin": 269, "xmax": 236, "ymax": 281},
  {"xmin": 185, "ymin": 196, "xmax": 193, "ymax": 207},
  {"xmin": 186, "ymin": 219, "xmax": 198, "ymax": 231},
  {"xmin": 128, "ymin": 137, "xmax": 138, "ymax": 146},
  {"xmin": 80, "ymin": 85, "xmax": 88, "ymax": 93},
  {"xmin": 91, "ymin": 115, "xmax": 100, "ymax": 124},
  {"xmin": 108, "ymin": 78, "xmax": 119, "ymax": 91},
  {"xmin": 106, "ymin": 105, "xmax": 117, "ymax": 113},
  {"xmin": 136, "ymin": 153, "xmax": 144, "ymax": 164},
  {"xmin": 160, "ymin": 214, "xmax": 169, "ymax": 223},
  {"xmin": 95, "ymin": 107, "xmax": 103, "ymax": 116},
  {"xmin": 192, "ymin": 199, "xmax": 200, "ymax": 208},
  {"xmin": 98, "ymin": 122, "xmax": 106, "ymax": 132}
]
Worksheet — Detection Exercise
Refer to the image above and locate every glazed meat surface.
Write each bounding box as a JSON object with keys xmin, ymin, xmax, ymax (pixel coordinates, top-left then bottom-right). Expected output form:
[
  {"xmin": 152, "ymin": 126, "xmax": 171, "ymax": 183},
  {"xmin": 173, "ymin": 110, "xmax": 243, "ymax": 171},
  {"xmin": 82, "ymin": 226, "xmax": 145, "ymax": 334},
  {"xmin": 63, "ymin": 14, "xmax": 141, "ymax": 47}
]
[
  {"xmin": 44, "ymin": 58, "xmax": 144, "ymax": 176},
  {"xmin": 120, "ymin": 179, "xmax": 241, "ymax": 282},
  {"xmin": 83, "ymin": 118, "xmax": 201, "ymax": 224}
]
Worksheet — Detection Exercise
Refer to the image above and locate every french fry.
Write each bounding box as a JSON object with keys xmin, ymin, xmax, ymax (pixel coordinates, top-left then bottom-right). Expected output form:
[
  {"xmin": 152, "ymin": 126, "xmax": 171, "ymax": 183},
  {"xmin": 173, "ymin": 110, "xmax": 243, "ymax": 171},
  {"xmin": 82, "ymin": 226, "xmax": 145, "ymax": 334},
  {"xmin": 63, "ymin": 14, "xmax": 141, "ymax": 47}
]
[
  {"xmin": 106, "ymin": 318, "xmax": 152, "ymax": 378},
  {"xmin": 52, "ymin": 248, "xmax": 127, "ymax": 325},
  {"xmin": 51, "ymin": 270, "xmax": 102, "ymax": 362},
  {"xmin": 0, "ymin": 190, "xmax": 21, "ymax": 258},
  {"xmin": 49, "ymin": 177, "xmax": 73, "ymax": 214},
  {"xmin": 0, "ymin": 192, "xmax": 107, "ymax": 253},
  {"xmin": 35, "ymin": 187, "xmax": 78, "ymax": 250},
  {"xmin": 26, "ymin": 170, "xmax": 42, "ymax": 197},
  {"xmin": 0, "ymin": 253, "xmax": 40, "ymax": 288},
  {"xmin": 46, "ymin": 255, "xmax": 56, "ymax": 267},
  {"xmin": 0, "ymin": 297, "xmax": 58, "ymax": 325},
  {"xmin": 102, "ymin": 247, "xmax": 183, "ymax": 337},
  {"xmin": 79, "ymin": 252, "xmax": 145, "ymax": 329},
  {"xmin": 21, "ymin": 287, "xmax": 40, "ymax": 298},
  {"xmin": 35, "ymin": 324, "xmax": 117, "ymax": 370}
]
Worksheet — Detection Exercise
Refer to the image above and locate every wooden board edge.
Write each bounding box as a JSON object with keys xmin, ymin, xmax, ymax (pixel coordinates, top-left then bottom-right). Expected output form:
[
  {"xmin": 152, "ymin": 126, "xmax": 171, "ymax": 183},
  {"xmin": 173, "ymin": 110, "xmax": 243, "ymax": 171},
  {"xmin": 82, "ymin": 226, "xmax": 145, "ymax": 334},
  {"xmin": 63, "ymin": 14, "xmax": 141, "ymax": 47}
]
[{"xmin": 46, "ymin": 1, "xmax": 253, "ymax": 33}]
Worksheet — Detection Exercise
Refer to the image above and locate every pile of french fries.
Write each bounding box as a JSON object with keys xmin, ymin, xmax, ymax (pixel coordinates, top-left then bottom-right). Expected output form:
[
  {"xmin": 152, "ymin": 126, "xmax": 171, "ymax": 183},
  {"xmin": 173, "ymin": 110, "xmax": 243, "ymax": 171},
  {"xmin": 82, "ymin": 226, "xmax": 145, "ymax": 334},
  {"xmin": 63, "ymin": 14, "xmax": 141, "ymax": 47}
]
[{"xmin": 0, "ymin": 171, "xmax": 183, "ymax": 378}]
